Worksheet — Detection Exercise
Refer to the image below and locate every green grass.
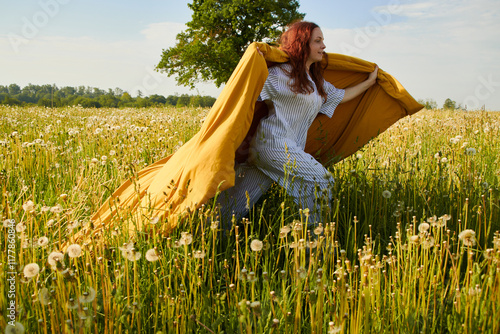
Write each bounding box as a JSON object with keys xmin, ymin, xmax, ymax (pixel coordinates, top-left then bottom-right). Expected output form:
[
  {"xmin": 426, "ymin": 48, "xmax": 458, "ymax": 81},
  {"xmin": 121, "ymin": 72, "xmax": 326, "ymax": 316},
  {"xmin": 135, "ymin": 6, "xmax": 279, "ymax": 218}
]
[{"xmin": 1, "ymin": 106, "xmax": 499, "ymax": 333}]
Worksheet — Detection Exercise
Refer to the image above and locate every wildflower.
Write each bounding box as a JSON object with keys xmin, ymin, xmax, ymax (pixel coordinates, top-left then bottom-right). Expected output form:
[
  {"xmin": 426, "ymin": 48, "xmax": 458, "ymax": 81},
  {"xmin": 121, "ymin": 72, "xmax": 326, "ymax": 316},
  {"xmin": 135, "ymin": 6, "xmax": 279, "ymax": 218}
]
[
  {"xmin": 409, "ymin": 235, "xmax": 419, "ymax": 244},
  {"xmin": 60, "ymin": 193, "xmax": 68, "ymax": 201},
  {"xmin": 210, "ymin": 220, "xmax": 219, "ymax": 230},
  {"xmin": 356, "ymin": 153, "xmax": 363, "ymax": 159},
  {"xmin": 418, "ymin": 222, "xmax": 430, "ymax": 233},
  {"xmin": 422, "ymin": 236, "xmax": 435, "ymax": 249},
  {"xmin": 16, "ymin": 223, "xmax": 26, "ymax": 233},
  {"xmin": 382, "ymin": 190, "xmax": 391, "ymax": 199},
  {"xmin": 466, "ymin": 147, "xmax": 477, "ymax": 156},
  {"xmin": 458, "ymin": 229, "xmax": 477, "ymax": 247},
  {"xmin": 23, "ymin": 263, "xmax": 40, "ymax": 278},
  {"xmin": 50, "ymin": 204, "xmax": 63, "ymax": 214},
  {"xmin": 101, "ymin": 155, "xmax": 107, "ymax": 161},
  {"xmin": 149, "ymin": 216, "xmax": 160, "ymax": 225},
  {"xmin": 247, "ymin": 271, "xmax": 258, "ymax": 282},
  {"xmin": 79, "ymin": 287, "xmax": 96, "ymax": 303},
  {"xmin": 39, "ymin": 287, "xmax": 51, "ymax": 305},
  {"xmin": 67, "ymin": 244, "xmax": 82, "ymax": 258},
  {"xmin": 22, "ymin": 200, "xmax": 35, "ymax": 213},
  {"xmin": 450, "ymin": 137, "xmax": 459, "ymax": 144},
  {"xmin": 179, "ymin": 232, "xmax": 193, "ymax": 246},
  {"xmin": 48, "ymin": 251, "xmax": 65, "ymax": 269},
  {"xmin": 123, "ymin": 249, "xmax": 141, "ymax": 261},
  {"xmin": 427, "ymin": 215, "xmax": 437, "ymax": 224},
  {"xmin": 328, "ymin": 322, "xmax": 342, "ymax": 334},
  {"xmin": 307, "ymin": 239, "xmax": 318, "ymax": 249},
  {"xmin": 313, "ymin": 224, "xmax": 324, "ymax": 236},
  {"xmin": 66, "ymin": 298, "xmax": 79, "ymax": 310},
  {"xmin": 296, "ymin": 267, "xmax": 307, "ymax": 280},
  {"xmin": 250, "ymin": 239, "xmax": 263, "ymax": 252},
  {"xmin": 109, "ymin": 150, "xmax": 116, "ymax": 156},
  {"xmin": 90, "ymin": 158, "xmax": 99, "ymax": 164},
  {"xmin": 440, "ymin": 157, "xmax": 448, "ymax": 163},
  {"xmin": 279, "ymin": 225, "xmax": 291, "ymax": 238},
  {"xmin": 145, "ymin": 248, "xmax": 160, "ymax": 262},
  {"xmin": 193, "ymin": 250, "xmax": 206, "ymax": 259},
  {"xmin": 3, "ymin": 219, "xmax": 14, "ymax": 227},
  {"xmin": 41, "ymin": 206, "xmax": 50, "ymax": 213},
  {"xmin": 67, "ymin": 220, "xmax": 80, "ymax": 231},
  {"xmin": 5, "ymin": 322, "xmax": 25, "ymax": 334}
]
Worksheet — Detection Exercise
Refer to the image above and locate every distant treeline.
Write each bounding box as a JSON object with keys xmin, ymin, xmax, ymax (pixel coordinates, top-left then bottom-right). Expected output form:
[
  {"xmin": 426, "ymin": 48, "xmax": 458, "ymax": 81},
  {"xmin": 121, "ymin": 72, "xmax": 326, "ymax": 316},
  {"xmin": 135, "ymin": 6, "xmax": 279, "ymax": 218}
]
[{"xmin": 0, "ymin": 84, "xmax": 217, "ymax": 108}]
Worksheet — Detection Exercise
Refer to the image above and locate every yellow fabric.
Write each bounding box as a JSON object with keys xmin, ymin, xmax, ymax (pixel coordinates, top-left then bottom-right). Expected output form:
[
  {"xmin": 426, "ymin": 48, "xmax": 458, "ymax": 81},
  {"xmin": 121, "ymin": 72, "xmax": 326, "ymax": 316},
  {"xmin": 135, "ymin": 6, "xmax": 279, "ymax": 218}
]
[{"xmin": 68, "ymin": 42, "xmax": 423, "ymax": 244}]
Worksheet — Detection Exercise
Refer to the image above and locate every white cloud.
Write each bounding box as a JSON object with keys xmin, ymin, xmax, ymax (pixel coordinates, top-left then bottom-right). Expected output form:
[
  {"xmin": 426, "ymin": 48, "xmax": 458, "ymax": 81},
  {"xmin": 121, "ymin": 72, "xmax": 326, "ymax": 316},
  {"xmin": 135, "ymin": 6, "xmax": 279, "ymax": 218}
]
[
  {"xmin": 323, "ymin": 0, "xmax": 500, "ymax": 110},
  {"xmin": 0, "ymin": 21, "xmax": 223, "ymax": 98}
]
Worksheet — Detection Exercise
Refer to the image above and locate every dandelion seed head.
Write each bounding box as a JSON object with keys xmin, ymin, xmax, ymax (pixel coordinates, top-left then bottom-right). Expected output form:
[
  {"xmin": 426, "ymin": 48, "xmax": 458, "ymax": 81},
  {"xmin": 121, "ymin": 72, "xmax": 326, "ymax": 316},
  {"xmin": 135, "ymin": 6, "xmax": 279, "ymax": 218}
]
[
  {"xmin": 466, "ymin": 147, "xmax": 477, "ymax": 156},
  {"xmin": 150, "ymin": 216, "xmax": 160, "ymax": 225},
  {"xmin": 145, "ymin": 248, "xmax": 160, "ymax": 262},
  {"xmin": 193, "ymin": 250, "xmax": 206, "ymax": 259},
  {"xmin": 23, "ymin": 263, "xmax": 40, "ymax": 278},
  {"xmin": 4, "ymin": 321, "xmax": 25, "ymax": 334},
  {"xmin": 22, "ymin": 200, "xmax": 35, "ymax": 213},
  {"xmin": 48, "ymin": 251, "xmax": 64, "ymax": 268},
  {"xmin": 382, "ymin": 190, "xmax": 391, "ymax": 199},
  {"xmin": 418, "ymin": 222, "xmax": 430, "ymax": 233},
  {"xmin": 67, "ymin": 244, "xmax": 82, "ymax": 258},
  {"xmin": 50, "ymin": 204, "xmax": 63, "ymax": 214},
  {"xmin": 79, "ymin": 287, "xmax": 96, "ymax": 303},
  {"xmin": 250, "ymin": 239, "xmax": 263, "ymax": 252},
  {"xmin": 39, "ymin": 287, "xmax": 51, "ymax": 305},
  {"xmin": 179, "ymin": 232, "xmax": 193, "ymax": 245},
  {"xmin": 16, "ymin": 222, "xmax": 26, "ymax": 233},
  {"xmin": 313, "ymin": 224, "xmax": 324, "ymax": 236},
  {"xmin": 458, "ymin": 229, "xmax": 477, "ymax": 247}
]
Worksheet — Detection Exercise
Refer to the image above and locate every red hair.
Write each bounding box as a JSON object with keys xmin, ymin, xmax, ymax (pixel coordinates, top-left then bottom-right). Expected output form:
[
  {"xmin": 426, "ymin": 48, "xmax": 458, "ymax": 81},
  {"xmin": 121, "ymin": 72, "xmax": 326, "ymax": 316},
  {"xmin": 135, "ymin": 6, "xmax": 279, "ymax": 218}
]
[{"xmin": 278, "ymin": 21, "xmax": 328, "ymax": 100}]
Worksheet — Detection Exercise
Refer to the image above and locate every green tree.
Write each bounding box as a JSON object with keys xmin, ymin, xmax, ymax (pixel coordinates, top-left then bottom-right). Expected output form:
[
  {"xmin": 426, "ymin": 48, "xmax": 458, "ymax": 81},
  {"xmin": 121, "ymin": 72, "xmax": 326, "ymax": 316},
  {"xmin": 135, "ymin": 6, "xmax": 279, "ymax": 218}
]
[
  {"xmin": 418, "ymin": 98, "xmax": 438, "ymax": 110},
  {"xmin": 443, "ymin": 98, "xmax": 457, "ymax": 110},
  {"xmin": 156, "ymin": 0, "xmax": 303, "ymax": 88}
]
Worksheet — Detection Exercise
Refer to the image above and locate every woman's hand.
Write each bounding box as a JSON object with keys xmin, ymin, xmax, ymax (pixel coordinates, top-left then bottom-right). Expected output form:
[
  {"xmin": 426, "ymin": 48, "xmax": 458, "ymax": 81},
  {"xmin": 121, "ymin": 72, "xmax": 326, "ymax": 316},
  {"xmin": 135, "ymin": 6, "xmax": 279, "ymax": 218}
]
[
  {"xmin": 340, "ymin": 65, "xmax": 379, "ymax": 104},
  {"xmin": 367, "ymin": 66, "xmax": 379, "ymax": 86}
]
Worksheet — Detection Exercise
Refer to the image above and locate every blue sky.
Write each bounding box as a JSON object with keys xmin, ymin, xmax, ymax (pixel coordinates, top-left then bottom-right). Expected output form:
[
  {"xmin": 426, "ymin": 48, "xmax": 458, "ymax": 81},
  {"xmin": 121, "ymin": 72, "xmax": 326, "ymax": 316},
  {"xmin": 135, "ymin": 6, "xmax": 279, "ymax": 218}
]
[{"xmin": 1, "ymin": 0, "xmax": 499, "ymax": 110}]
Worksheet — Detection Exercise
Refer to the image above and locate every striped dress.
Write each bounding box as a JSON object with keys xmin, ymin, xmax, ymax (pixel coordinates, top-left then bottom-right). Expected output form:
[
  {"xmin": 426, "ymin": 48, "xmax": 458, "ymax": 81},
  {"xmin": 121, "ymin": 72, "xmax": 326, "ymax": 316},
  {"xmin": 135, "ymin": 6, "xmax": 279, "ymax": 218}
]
[{"xmin": 219, "ymin": 63, "xmax": 345, "ymax": 223}]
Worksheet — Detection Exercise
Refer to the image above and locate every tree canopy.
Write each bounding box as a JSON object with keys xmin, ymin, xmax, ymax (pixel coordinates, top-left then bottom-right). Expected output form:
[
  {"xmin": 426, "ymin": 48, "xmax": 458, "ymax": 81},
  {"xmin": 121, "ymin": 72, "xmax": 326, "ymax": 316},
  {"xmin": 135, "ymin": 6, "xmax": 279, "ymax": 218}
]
[
  {"xmin": 0, "ymin": 84, "xmax": 216, "ymax": 109},
  {"xmin": 156, "ymin": 0, "xmax": 304, "ymax": 88}
]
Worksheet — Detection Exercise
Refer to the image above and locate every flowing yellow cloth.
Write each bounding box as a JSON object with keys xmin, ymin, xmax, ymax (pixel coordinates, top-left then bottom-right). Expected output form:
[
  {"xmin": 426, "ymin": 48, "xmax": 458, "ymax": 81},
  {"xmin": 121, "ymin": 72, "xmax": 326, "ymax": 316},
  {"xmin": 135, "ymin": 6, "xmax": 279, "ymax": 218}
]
[{"xmin": 69, "ymin": 42, "xmax": 422, "ymax": 244}]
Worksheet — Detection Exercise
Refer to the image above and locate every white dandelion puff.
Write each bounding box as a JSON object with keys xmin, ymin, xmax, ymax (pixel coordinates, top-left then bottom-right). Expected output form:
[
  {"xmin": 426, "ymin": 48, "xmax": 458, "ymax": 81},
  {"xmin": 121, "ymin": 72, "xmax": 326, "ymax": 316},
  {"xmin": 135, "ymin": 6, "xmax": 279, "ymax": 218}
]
[
  {"xmin": 418, "ymin": 222, "xmax": 430, "ymax": 233},
  {"xmin": 145, "ymin": 248, "xmax": 160, "ymax": 262},
  {"xmin": 48, "ymin": 251, "xmax": 64, "ymax": 268},
  {"xmin": 179, "ymin": 232, "xmax": 193, "ymax": 246},
  {"xmin": 458, "ymin": 229, "xmax": 477, "ymax": 247},
  {"xmin": 66, "ymin": 244, "xmax": 82, "ymax": 258},
  {"xmin": 23, "ymin": 263, "xmax": 40, "ymax": 278},
  {"xmin": 382, "ymin": 190, "xmax": 392, "ymax": 199},
  {"xmin": 22, "ymin": 200, "xmax": 35, "ymax": 213},
  {"xmin": 250, "ymin": 239, "xmax": 263, "ymax": 252},
  {"xmin": 5, "ymin": 322, "xmax": 25, "ymax": 334},
  {"xmin": 79, "ymin": 287, "xmax": 96, "ymax": 303},
  {"xmin": 39, "ymin": 287, "xmax": 51, "ymax": 305}
]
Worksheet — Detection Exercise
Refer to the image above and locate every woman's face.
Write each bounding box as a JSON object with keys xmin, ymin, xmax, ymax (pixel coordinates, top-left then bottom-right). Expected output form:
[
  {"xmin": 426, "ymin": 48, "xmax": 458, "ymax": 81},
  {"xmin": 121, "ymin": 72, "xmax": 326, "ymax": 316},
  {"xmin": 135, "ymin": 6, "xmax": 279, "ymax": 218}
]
[{"xmin": 307, "ymin": 27, "xmax": 326, "ymax": 67}]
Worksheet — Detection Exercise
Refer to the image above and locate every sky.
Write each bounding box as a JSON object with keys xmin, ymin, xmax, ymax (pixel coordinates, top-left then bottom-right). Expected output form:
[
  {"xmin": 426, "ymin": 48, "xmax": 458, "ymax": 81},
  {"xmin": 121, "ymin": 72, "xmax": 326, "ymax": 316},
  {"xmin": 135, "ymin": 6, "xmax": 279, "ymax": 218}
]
[{"xmin": 1, "ymin": 0, "xmax": 499, "ymax": 110}]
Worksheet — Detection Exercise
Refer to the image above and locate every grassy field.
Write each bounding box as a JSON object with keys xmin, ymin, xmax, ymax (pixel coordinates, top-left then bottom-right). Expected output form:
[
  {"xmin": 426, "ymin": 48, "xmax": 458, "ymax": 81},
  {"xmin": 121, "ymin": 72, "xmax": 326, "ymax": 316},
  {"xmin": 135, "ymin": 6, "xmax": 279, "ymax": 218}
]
[{"xmin": 1, "ymin": 105, "xmax": 499, "ymax": 333}]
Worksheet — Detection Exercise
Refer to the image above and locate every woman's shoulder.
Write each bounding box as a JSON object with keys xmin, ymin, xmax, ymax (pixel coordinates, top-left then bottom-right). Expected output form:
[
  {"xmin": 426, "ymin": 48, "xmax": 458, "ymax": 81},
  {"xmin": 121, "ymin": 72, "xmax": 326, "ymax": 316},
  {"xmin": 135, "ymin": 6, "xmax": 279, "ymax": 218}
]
[{"xmin": 268, "ymin": 62, "xmax": 292, "ymax": 76}]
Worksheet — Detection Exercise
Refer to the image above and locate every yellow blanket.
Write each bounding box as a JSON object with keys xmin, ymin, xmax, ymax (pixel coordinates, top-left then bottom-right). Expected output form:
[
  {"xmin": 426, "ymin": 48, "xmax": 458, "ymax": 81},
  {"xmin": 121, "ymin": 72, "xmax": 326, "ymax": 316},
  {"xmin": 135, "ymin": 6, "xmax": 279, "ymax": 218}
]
[{"xmin": 70, "ymin": 42, "xmax": 423, "ymax": 243}]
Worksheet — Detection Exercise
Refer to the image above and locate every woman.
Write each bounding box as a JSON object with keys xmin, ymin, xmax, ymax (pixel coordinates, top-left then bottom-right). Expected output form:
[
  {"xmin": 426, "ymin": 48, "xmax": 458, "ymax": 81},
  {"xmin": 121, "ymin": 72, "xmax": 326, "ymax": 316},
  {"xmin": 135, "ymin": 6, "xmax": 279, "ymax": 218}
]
[{"xmin": 218, "ymin": 21, "xmax": 378, "ymax": 224}]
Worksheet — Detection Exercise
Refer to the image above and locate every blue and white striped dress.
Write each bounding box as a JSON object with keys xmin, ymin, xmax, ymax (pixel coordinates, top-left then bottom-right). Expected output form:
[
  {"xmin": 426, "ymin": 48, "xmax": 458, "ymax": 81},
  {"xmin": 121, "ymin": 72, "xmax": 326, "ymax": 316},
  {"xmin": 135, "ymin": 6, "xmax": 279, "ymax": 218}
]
[{"xmin": 219, "ymin": 63, "xmax": 345, "ymax": 223}]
